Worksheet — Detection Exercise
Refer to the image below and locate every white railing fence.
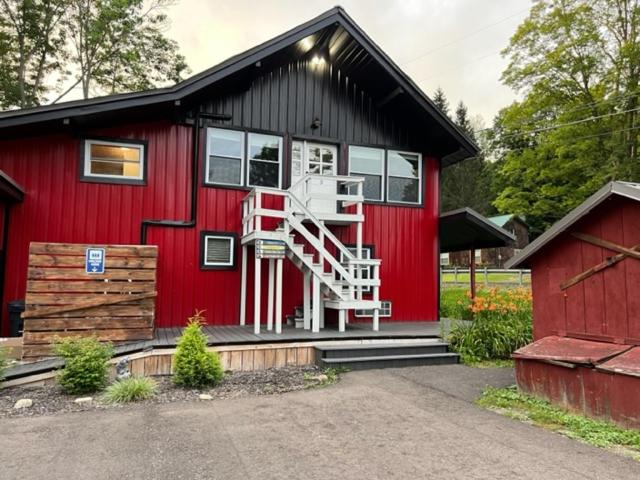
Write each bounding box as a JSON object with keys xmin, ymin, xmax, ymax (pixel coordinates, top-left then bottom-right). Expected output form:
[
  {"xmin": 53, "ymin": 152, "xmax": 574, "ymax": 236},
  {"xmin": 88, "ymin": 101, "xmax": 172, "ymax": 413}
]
[{"xmin": 441, "ymin": 267, "xmax": 531, "ymax": 287}]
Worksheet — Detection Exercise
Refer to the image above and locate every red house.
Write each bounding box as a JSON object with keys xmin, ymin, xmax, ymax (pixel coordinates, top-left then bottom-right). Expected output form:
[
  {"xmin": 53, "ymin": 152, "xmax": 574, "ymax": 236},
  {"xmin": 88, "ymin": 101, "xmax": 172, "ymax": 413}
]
[
  {"xmin": 507, "ymin": 181, "xmax": 640, "ymax": 428},
  {"xmin": 0, "ymin": 8, "xmax": 477, "ymax": 337}
]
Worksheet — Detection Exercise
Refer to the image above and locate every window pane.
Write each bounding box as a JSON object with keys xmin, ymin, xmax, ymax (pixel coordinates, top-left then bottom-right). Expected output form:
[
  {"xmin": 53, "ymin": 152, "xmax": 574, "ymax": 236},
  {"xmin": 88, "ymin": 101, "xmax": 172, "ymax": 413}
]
[
  {"xmin": 249, "ymin": 133, "xmax": 280, "ymax": 162},
  {"xmin": 388, "ymin": 176, "xmax": 420, "ymax": 203},
  {"xmin": 210, "ymin": 129, "xmax": 243, "ymax": 158},
  {"xmin": 321, "ymin": 148, "xmax": 334, "ymax": 164},
  {"xmin": 388, "ymin": 151, "xmax": 419, "ymax": 177},
  {"xmin": 249, "ymin": 160, "xmax": 279, "ymax": 187},
  {"xmin": 208, "ymin": 156, "xmax": 241, "ymax": 185},
  {"xmin": 349, "ymin": 146, "xmax": 384, "ymax": 174},
  {"xmin": 88, "ymin": 142, "xmax": 142, "ymax": 179},
  {"xmin": 90, "ymin": 144, "xmax": 141, "ymax": 162},
  {"xmin": 308, "ymin": 163, "xmax": 321, "ymax": 174},
  {"xmin": 321, "ymin": 164, "xmax": 333, "ymax": 175},
  {"xmin": 359, "ymin": 174, "xmax": 382, "ymax": 200}
]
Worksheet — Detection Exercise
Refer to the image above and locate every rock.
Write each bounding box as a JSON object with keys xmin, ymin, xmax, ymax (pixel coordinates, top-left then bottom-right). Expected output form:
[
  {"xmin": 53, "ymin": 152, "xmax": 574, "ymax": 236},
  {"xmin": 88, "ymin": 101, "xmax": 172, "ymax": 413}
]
[
  {"xmin": 74, "ymin": 397, "xmax": 93, "ymax": 405},
  {"xmin": 14, "ymin": 399, "xmax": 33, "ymax": 409},
  {"xmin": 314, "ymin": 374, "xmax": 329, "ymax": 382},
  {"xmin": 198, "ymin": 393, "xmax": 213, "ymax": 400}
]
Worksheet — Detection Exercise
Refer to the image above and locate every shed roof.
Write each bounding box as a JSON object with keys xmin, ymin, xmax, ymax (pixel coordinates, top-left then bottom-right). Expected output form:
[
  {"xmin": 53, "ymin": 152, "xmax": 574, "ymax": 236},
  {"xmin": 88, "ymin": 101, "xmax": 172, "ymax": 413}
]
[
  {"xmin": 0, "ymin": 7, "xmax": 478, "ymax": 164},
  {"xmin": 440, "ymin": 207, "xmax": 516, "ymax": 253},
  {"xmin": 506, "ymin": 181, "xmax": 640, "ymax": 268}
]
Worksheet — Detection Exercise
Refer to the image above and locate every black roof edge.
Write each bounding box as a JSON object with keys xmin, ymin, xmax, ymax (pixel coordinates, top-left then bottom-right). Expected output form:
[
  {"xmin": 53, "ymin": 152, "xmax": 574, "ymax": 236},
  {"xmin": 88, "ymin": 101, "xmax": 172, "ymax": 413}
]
[{"xmin": 0, "ymin": 6, "xmax": 480, "ymax": 158}]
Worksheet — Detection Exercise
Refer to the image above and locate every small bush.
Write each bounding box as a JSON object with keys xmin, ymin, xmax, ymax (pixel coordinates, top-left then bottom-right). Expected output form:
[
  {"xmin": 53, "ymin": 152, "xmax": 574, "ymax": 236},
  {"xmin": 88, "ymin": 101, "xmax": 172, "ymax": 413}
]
[
  {"xmin": 103, "ymin": 376, "xmax": 157, "ymax": 403},
  {"xmin": 53, "ymin": 336, "xmax": 114, "ymax": 394},
  {"xmin": 173, "ymin": 312, "xmax": 224, "ymax": 388},
  {"xmin": 0, "ymin": 347, "xmax": 7, "ymax": 381},
  {"xmin": 440, "ymin": 288, "xmax": 474, "ymax": 320}
]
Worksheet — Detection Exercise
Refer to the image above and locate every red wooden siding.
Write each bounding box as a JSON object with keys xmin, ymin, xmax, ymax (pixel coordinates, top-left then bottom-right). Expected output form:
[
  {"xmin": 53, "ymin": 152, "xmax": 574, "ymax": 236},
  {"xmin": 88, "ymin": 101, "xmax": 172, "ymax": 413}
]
[
  {"xmin": 0, "ymin": 122, "xmax": 440, "ymax": 333},
  {"xmin": 530, "ymin": 196, "xmax": 640, "ymax": 345}
]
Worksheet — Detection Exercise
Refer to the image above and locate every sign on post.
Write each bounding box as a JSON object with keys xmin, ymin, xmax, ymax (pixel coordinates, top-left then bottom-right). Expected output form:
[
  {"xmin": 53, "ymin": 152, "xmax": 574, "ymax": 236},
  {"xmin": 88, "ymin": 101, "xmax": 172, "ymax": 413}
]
[
  {"xmin": 255, "ymin": 239, "xmax": 287, "ymax": 259},
  {"xmin": 85, "ymin": 247, "xmax": 106, "ymax": 274}
]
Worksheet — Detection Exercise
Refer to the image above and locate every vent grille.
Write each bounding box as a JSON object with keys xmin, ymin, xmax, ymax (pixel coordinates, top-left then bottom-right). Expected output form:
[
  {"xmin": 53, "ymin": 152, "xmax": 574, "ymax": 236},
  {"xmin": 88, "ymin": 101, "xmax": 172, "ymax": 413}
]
[
  {"xmin": 355, "ymin": 301, "xmax": 391, "ymax": 318},
  {"xmin": 204, "ymin": 236, "xmax": 233, "ymax": 266}
]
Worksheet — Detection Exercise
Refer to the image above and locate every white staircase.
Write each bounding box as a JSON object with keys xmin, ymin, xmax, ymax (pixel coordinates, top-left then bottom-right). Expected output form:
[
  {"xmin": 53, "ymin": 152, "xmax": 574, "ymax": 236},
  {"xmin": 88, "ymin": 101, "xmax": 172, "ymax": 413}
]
[{"xmin": 239, "ymin": 174, "xmax": 381, "ymax": 334}]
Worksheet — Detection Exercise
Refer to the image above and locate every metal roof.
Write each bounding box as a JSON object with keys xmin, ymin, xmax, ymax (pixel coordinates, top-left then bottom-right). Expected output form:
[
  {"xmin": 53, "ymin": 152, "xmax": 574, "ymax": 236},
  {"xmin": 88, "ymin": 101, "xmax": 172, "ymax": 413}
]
[
  {"xmin": 440, "ymin": 207, "xmax": 516, "ymax": 253},
  {"xmin": 488, "ymin": 214, "xmax": 514, "ymax": 228},
  {"xmin": 0, "ymin": 7, "xmax": 478, "ymax": 162},
  {"xmin": 506, "ymin": 181, "xmax": 640, "ymax": 268}
]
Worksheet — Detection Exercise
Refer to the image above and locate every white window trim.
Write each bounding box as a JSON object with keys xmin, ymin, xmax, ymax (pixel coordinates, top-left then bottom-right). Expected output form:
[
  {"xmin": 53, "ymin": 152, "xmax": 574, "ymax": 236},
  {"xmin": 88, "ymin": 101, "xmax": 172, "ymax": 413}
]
[
  {"xmin": 355, "ymin": 301, "xmax": 392, "ymax": 318},
  {"xmin": 386, "ymin": 150, "xmax": 422, "ymax": 205},
  {"xmin": 83, "ymin": 139, "xmax": 145, "ymax": 181},
  {"xmin": 247, "ymin": 133, "xmax": 283, "ymax": 189},
  {"xmin": 348, "ymin": 145, "xmax": 385, "ymax": 202},
  {"xmin": 203, "ymin": 234, "xmax": 235, "ymax": 267},
  {"xmin": 205, "ymin": 127, "xmax": 245, "ymax": 187}
]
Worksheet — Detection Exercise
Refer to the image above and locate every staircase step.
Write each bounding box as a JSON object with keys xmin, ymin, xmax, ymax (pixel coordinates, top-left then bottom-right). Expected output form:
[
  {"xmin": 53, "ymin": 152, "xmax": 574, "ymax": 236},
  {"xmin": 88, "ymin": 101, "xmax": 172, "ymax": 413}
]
[
  {"xmin": 315, "ymin": 342, "xmax": 450, "ymax": 359},
  {"xmin": 317, "ymin": 352, "xmax": 460, "ymax": 371}
]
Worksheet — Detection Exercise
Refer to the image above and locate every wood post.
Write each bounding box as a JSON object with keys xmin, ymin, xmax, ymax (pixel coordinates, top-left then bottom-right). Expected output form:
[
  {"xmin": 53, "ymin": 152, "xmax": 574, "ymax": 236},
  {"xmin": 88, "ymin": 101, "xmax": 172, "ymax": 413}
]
[
  {"xmin": 469, "ymin": 249, "xmax": 476, "ymax": 300},
  {"xmin": 373, "ymin": 263, "xmax": 380, "ymax": 331},
  {"xmin": 303, "ymin": 269, "xmax": 311, "ymax": 330},
  {"xmin": 254, "ymin": 254, "xmax": 261, "ymax": 334},
  {"xmin": 267, "ymin": 258, "xmax": 274, "ymax": 331},
  {"xmin": 312, "ymin": 274, "xmax": 320, "ymax": 333},
  {"xmin": 275, "ymin": 258, "xmax": 283, "ymax": 334},
  {"xmin": 240, "ymin": 245, "xmax": 247, "ymax": 325},
  {"xmin": 338, "ymin": 310, "xmax": 346, "ymax": 333}
]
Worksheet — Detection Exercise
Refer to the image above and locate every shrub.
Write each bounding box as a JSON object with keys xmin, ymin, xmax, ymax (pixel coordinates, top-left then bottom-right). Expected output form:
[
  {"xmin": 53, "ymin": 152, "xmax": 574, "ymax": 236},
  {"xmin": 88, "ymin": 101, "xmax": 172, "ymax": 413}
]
[
  {"xmin": 53, "ymin": 336, "xmax": 114, "ymax": 394},
  {"xmin": 103, "ymin": 376, "xmax": 157, "ymax": 403},
  {"xmin": 173, "ymin": 312, "xmax": 224, "ymax": 388},
  {"xmin": 447, "ymin": 288, "xmax": 533, "ymax": 363},
  {"xmin": 440, "ymin": 288, "xmax": 474, "ymax": 320}
]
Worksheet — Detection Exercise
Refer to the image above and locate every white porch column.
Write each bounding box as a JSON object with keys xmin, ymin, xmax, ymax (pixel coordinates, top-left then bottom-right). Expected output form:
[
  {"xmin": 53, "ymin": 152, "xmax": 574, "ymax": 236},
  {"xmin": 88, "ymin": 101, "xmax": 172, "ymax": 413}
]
[
  {"xmin": 267, "ymin": 258, "xmax": 275, "ymax": 331},
  {"xmin": 254, "ymin": 253, "xmax": 261, "ymax": 334},
  {"xmin": 240, "ymin": 245, "xmax": 247, "ymax": 325},
  {"xmin": 275, "ymin": 258, "xmax": 283, "ymax": 334},
  {"xmin": 372, "ymin": 263, "xmax": 380, "ymax": 332},
  {"xmin": 338, "ymin": 310, "xmax": 346, "ymax": 333},
  {"xmin": 312, "ymin": 274, "xmax": 320, "ymax": 333},
  {"xmin": 303, "ymin": 269, "xmax": 311, "ymax": 330}
]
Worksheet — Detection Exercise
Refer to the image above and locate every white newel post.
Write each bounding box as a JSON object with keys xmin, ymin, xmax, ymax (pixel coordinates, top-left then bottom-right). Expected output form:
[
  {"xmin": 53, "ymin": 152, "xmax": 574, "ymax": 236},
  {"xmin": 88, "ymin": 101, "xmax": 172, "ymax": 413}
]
[
  {"xmin": 303, "ymin": 269, "xmax": 311, "ymax": 330},
  {"xmin": 312, "ymin": 274, "xmax": 320, "ymax": 333},
  {"xmin": 275, "ymin": 258, "xmax": 283, "ymax": 334},
  {"xmin": 338, "ymin": 310, "xmax": 346, "ymax": 333},
  {"xmin": 240, "ymin": 245, "xmax": 247, "ymax": 325},
  {"xmin": 356, "ymin": 181, "xmax": 363, "ymax": 300},
  {"xmin": 254, "ymin": 253, "xmax": 261, "ymax": 334},
  {"xmin": 372, "ymin": 263, "xmax": 380, "ymax": 332},
  {"xmin": 267, "ymin": 258, "xmax": 274, "ymax": 331},
  {"xmin": 318, "ymin": 222, "xmax": 325, "ymax": 271}
]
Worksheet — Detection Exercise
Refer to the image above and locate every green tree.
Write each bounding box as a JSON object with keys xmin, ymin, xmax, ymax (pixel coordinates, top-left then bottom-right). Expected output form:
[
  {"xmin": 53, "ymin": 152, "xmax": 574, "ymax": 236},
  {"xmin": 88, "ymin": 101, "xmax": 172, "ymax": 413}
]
[
  {"xmin": 432, "ymin": 86, "xmax": 450, "ymax": 117},
  {"xmin": 492, "ymin": 0, "xmax": 640, "ymax": 235}
]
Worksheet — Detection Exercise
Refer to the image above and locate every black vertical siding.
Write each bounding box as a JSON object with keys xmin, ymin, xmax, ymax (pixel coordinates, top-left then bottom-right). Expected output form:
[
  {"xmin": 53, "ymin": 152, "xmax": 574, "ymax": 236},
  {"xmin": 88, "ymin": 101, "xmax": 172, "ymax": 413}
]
[{"xmin": 201, "ymin": 60, "xmax": 415, "ymax": 149}]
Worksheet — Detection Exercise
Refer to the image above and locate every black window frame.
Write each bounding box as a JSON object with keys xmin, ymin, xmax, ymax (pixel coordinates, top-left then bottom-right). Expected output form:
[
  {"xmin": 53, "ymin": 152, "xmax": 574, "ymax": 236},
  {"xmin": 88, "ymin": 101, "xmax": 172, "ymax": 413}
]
[{"xmin": 199, "ymin": 230, "xmax": 238, "ymax": 270}]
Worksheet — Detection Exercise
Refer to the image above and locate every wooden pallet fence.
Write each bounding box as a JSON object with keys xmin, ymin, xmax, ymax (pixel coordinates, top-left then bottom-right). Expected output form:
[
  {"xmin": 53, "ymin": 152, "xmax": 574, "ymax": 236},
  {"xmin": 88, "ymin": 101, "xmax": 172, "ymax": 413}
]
[{"xmin": 22, "ymin": 242, "xmax": 158, "ymax": 359}]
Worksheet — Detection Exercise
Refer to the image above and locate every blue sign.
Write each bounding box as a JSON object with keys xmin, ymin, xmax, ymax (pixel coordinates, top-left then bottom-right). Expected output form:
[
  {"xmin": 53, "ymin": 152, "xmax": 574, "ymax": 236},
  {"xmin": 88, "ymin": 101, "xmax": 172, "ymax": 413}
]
[{"xmin": 85, "ymin": 248, "xmax": 105, "ymax": 274}]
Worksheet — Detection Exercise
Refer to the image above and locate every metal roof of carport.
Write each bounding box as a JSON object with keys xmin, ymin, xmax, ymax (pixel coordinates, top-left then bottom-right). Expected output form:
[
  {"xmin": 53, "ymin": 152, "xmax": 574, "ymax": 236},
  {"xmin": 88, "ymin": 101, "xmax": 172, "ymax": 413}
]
[{"xmin": 440, "ymin": 207, "xmax": 516, "ymax": 253}]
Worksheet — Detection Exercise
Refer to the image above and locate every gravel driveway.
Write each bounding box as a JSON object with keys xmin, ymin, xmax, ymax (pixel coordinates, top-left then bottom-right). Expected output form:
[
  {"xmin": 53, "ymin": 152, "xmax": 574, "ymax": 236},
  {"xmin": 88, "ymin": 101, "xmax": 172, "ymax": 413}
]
[{"xmin": 1, "ymin": 365, "xmax": 638, "ymax": 480}]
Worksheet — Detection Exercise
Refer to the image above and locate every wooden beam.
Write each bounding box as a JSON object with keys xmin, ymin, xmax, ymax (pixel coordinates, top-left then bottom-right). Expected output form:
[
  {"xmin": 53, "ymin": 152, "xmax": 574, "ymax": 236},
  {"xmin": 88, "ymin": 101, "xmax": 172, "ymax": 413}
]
[
  {"xmin": 22, "ymin": 292, "xmax": 157, "ymax": 319},
  {"xmin": 572, "ymin": 232, "xmax": 640, "ymax": 260},
  {"xmin": 469, "ymin": 249, "xmax": 476, "ymax": 300}
]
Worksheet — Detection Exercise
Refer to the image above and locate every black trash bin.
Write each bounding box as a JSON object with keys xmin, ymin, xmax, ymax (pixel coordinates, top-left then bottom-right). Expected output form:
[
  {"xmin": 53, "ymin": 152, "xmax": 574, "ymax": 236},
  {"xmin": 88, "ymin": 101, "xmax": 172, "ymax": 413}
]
[{"xmin": 8, "ymin": 300, "xmax": 25, "ymax": 337}]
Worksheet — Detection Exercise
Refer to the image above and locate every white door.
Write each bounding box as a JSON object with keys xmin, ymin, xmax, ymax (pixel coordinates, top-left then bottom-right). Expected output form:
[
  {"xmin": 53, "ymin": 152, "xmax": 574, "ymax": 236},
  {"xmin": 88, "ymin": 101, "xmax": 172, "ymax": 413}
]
[{"xmin": 291, "ymin": 141, "xmax": 337, "ymax": 214}]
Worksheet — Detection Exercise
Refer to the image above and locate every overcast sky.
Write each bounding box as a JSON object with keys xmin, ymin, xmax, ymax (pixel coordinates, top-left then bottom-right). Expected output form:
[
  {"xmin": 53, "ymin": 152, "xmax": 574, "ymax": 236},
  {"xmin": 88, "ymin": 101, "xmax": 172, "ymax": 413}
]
[{"xmin": 165, "ymin": 0, "xmax": 531, "ymax": 127}]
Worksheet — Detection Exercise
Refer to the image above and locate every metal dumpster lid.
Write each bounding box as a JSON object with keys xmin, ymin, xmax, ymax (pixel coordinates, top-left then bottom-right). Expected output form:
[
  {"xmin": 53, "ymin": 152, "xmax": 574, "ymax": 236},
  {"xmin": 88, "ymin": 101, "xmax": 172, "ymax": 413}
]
[
  {"xmin": 513, "ymin": 336, "xmax": 632, "ymax": 365},
  {"xmin": 597, "ymin": 347, "xmax": 640, "ymax": 377}
]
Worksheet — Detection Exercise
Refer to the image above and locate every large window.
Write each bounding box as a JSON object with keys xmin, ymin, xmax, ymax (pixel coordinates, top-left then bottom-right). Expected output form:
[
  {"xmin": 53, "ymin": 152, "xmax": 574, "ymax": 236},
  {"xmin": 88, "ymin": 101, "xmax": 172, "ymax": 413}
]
[
  {"xmin": 247, "ymin": 133, "xmax": 282, "ymax": 188},
  {"xmin": 200, "ymin": 231, "xmax": 236, "ymax": 269},
  {"xmin": 205, "ymin": 128, "xmax": 282, "ymax": 189},
  {"xmin": 83, "ymin": 139, "xmax": 145, "ymax": 183},
  {"xmin": 387, "ymin": 150, "xmax": 421, "ymax": 204},
  {"xmin": 348, "ymin": 146, "xmax": 384, "ymax": 201}
]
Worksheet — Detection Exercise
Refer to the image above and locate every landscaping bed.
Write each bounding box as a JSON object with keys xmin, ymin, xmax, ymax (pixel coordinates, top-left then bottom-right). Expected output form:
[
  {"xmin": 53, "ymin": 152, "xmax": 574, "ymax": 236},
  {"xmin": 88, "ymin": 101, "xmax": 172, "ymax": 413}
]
[{"xmin": 0, "ymin": 365, "xmax": 327, "ymax": 418}]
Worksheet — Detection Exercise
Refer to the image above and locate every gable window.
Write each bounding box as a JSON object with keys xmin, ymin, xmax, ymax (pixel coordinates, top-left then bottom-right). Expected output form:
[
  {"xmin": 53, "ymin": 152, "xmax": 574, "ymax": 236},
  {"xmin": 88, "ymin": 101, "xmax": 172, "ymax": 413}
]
[
  {"xmin": 200, "ymin": 232, "xmax": 236, "ymax": 269},
  {"xmin": 247, "ymin": 133, "xmax": 282, "ymax": 188},
  {"xmin": 339, "ymin": 245, "xmax": 374, "ymax": 294},
  {"xmin": 348, "ymin": 146, "xmax": 384, "ymax": 201},
  {"xmin": 387, "ymin": 150, "xmax": 421, "ymax": 204},
  {"xmin": 83, "ymin": 139, "xmax": 145, "ymax": 183},
  {"xmin": 206, "ymin": 128, "xmax": 244, "ymax": 186}
]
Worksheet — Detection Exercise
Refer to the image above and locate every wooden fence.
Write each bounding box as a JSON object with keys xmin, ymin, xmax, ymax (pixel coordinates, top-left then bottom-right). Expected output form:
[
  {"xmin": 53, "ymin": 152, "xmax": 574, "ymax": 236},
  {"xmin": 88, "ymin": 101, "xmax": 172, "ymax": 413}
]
[
  {"xmin": 22, "ymin": 242, "xmax": 158, "ymax": 359},
  {"xmin": 441, "ymin": 268, "xmax": 531, "ymax": 287}
]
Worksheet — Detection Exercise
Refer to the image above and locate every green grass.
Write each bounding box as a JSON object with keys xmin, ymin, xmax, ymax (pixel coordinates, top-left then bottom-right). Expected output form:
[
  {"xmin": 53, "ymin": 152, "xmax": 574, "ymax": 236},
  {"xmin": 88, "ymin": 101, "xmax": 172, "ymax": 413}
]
[
  {"xmin": 478, "ymin": 386, "xmax": 640, "ymax": 459},
  {"xmin": 103, "ymin": 376, "xmax": 158, "ymax": 404},
  {"xmin": 441, "ymin": 272, "xmax": 531, "ymax": 284},
  {"xmin": 304, "ymin": 367, "xmax": 348, "ymax": 388},
  {"xmin": 464, "ymin": 358, "xmax": 514, "ymax": 368}
]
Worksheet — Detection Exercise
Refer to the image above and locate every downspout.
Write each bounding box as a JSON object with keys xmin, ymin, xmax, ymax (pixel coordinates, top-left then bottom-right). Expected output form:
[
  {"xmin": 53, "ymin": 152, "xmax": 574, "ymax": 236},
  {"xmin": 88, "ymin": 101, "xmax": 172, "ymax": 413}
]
[{"xmin": 139, "ymin": 111, "xmax": 231, "ymax": 244}]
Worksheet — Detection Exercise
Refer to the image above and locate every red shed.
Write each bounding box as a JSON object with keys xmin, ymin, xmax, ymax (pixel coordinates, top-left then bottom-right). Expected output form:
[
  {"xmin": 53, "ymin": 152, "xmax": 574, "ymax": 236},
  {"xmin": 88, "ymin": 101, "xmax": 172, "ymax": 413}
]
[
  {"xmin": 0, "ymin": 8, "xmax": 479, "ymax": 337},
  {"xmin": 507, "ymin": 181, "xmax": 640, "ymax": 428}
]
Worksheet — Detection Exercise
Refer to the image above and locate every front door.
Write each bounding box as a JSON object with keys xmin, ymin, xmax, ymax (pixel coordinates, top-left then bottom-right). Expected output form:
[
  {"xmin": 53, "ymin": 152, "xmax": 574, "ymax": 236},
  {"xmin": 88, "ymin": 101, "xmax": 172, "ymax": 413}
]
[{"xmin": 291, "ymin": 141, "xmax": 337, "ymax": 214}]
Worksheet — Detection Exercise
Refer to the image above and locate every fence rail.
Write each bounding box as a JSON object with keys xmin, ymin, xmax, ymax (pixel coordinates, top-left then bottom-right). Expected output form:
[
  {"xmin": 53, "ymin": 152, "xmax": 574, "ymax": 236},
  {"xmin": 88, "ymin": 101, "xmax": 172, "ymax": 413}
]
[{"xmin": 441, "ymin": 268, "xmax": 531, "ymax": 287}]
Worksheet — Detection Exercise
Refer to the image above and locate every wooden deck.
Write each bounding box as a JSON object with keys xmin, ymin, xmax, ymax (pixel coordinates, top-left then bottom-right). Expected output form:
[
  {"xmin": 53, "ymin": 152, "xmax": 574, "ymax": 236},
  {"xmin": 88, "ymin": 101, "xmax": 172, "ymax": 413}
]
[{"xmin": 5, "ymin": 321, "xmax": 441, "ymax": 380}]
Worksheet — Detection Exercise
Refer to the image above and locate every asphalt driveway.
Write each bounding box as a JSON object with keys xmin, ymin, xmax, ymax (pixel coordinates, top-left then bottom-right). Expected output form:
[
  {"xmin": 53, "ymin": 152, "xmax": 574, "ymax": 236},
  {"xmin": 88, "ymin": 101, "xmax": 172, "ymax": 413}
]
[{"xmin": 1, "ymin": 365, "xmax": 638, "ymax": 479}]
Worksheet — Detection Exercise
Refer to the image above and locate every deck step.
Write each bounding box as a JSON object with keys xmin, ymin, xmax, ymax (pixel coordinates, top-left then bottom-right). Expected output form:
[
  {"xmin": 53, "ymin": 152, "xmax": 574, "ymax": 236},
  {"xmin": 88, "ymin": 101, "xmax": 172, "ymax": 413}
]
[
  {"xmin": 315, "ymin": 342, "xmax": 450, "ymax": 359},
  {"xmin": 317, "ymin": 352, "xmax": 459, "ymax": 370}
]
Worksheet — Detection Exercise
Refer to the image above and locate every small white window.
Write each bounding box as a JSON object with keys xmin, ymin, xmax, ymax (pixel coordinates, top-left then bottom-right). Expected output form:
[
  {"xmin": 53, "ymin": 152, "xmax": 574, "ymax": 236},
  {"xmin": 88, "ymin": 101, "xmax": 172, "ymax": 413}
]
[
  {"xmin": 348, "ymin": 146, "xmax": 384, "ymax": 201},
  {"xmin": 201, "ymin": 233, "xmax": 235, "ymax": 268},
  {"xmin": 83, "ymin": 139, "xmax": 144, "ymax": 182},
  {"xmin": 205, "ymin": 128, "xmax": 244, "ymax": 186},
  {"xmin": 355, "ymin": 301, "xmax": 392, "ymax": 318},
  {"xmin": 247, "ymin": 133, "xmax": 282, "ymax": 188},
  {"xmin": 387, "ymin": 150, "xmax": 422, "ymax": 204},
  {"xmin": 339, "ymin": 246, "xmax": 373, "ymax": 294}
]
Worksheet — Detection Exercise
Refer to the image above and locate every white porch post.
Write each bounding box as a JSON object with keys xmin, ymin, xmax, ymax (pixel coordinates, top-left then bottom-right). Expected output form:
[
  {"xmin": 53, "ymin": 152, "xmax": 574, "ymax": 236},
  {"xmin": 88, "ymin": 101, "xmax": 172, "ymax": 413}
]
[
  {"xmin": 267, "ymin": 258, "xmax": 274, "ymax": 331},
  {"xmin": 320, "ymin": 297, "xmax": 325, "ymax": 329},
  {"xmin": 372, "ymin": 263, "xmax": 380, "ymax": 332},
  {"xmin": 240, "ymin": 245, "xmax": 247, "ymax": 325},
  {"xmin": 254, "ymin": 253, "xmax": 261, "ymax": 335},
  {"xmin": 338, "ymin": 310, "xmax": 346, "ymax": 333},
  {"xmin": 356, "ymin": 181, "xmax": 363, "ymax": 300},
  {"xmin": 275, "ymin": 258, "xmax": 283, "ymax": 334},
  {"xmin": 318, "ymin": 222, "xmax": 325, "ymax": 271},
  {"xmin": 303, "ymin": 269, "xmax": 311, "ymax": 330},
  {"xmin": 312, "ymin": 274, "xmax": 320, "ymax": 333}
]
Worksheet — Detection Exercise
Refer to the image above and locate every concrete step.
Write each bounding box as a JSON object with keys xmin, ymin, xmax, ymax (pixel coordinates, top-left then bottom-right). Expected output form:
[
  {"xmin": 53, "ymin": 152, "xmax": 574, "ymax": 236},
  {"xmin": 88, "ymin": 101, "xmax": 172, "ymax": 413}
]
[
  {"xmin": 317, "ymin": 352, "xmax": 460, "ymax": 371},
  {"xmin": 316, "ymin": 342, "xmax": 450, "ymax": 359}
]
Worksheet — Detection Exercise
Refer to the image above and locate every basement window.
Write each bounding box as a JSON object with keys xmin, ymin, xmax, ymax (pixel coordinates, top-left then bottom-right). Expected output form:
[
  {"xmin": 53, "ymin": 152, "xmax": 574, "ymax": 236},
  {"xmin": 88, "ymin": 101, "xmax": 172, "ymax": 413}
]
[
  {"xmin": 200, "ymin": 232, "xmax": 236, "ymax": 269},
  {"xmin": 348, "ymin": 146, "xmax": 384, "ymax": 201},
  {"xmin": 82, "ymin": 139, "xmax": 146, "ymax": 183},
  {"xmin": 205, "ymin": 128, "xmax": 244, "ymax": 186},
  {"xmin": 247, "ymin": 133, "xmax": 282, "ymax": 188},
  {"xmin": 387, "ymin": 150, "xmax": 421, "ymax": 204},
  {"xmin": 354, "ymin": 301, "xmax": 392, "ymax": 318}
]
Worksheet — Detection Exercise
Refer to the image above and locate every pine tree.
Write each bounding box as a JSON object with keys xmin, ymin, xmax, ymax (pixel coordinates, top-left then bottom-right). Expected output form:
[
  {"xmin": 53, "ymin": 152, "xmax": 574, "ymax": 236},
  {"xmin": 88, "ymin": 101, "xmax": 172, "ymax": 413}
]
[{"xmin": 432, "ymin": 87, "xmax": 450, "ymax": 117}]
